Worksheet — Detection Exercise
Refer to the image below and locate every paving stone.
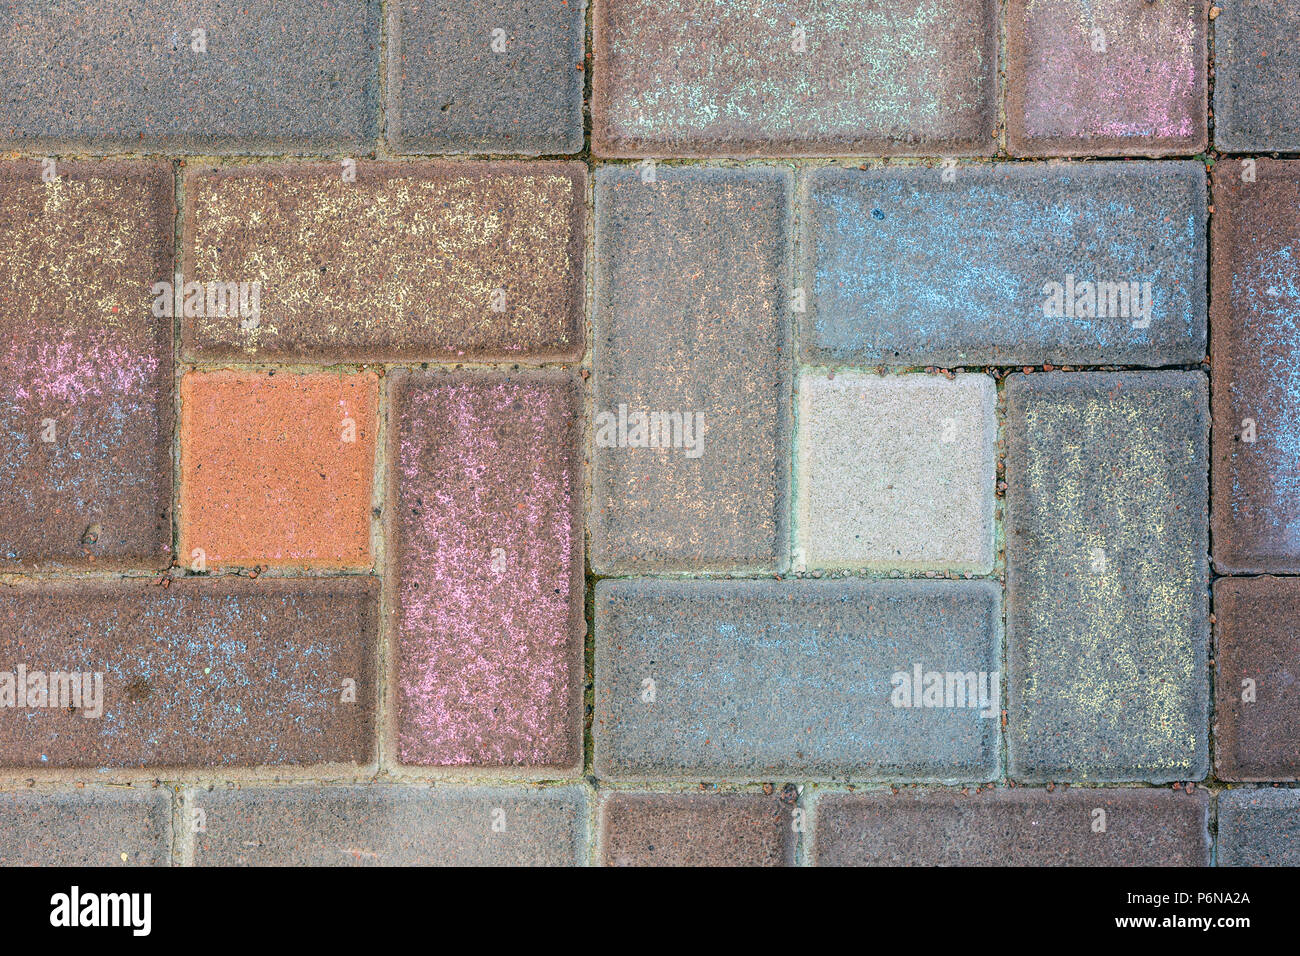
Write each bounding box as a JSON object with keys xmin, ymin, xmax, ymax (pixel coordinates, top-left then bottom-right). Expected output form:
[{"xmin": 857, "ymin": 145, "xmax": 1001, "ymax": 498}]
[
  {"xmin": 1210, "ymin": 160, "xmax": 1300, "ymax": 574},
  {"xmin": 1006, "ymin": 0, "xmax": 1207, "ymax": 156},
  {"xmin": 0, "ymin": 0, "xmax": 378, "ymax": 152},
  {"xmin": 0, "ymin": 578, "xmax": 377, "ymax": 769},
  {"xmin": 0, "ymin": 789, "xmax": 171, "ymax": 866},
  {"xmin": 1006, "ymin": 372, "xmax": 1210, "ymax": 784},
  {"xmin": 0, "ymin": 161, "xmax": 173, "ymax": 571},
  {"xmin": 1213, "ymin": 1, "xmax": 1300, "ymax": 152},
  {"xmin": 592, "ymin": 166, "xmax": 791, "ymax": 574},
  {"xmin": 600, "ymin": 792, "xmax": 795, "ymax": 867},
  {"xmin": 1213, "ymin": 577, "xmax": 1300, "ymax": 781},
  {"xmin": 182, "ymin": 162, "xmax": 585, "ymax": 363},
  {"xmin": 594, "ymin": 579, "xmax": 1000, "ymax": 782},
  {"xmin": 1218, "ymin": 789, "xmax": 1300, "ymax": 867},
  {"xmin": 796, "ymin": 372, "xmax": 995, "ymax": 572},
  {"xmin": 801, "ymin": 162, "xmax": 1207, "ymax": 368},
  {"xmin": 387, "ymin": 1, "xmax": 585, "ymax": 155},
  {"xmin": 593, "ymin": 0, "xmax": 997, "ymax": 157},
  {"xmin": 192, "ymin": 784, "xmax": 585, "ymax": 866},
  {"xmin": 814, "ymin": 788, "xmax": 1210, "ymax": 866},
  {"xmin": 389, "ymin": 370, "xmax": 583, "ymax": 770},
  {"xmin": 180, "ymin": 371, "xmax": 378, "ymax": 570}
]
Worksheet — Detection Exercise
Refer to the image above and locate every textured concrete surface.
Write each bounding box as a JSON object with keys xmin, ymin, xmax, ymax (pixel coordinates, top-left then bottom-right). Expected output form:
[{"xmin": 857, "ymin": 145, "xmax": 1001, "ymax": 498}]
[
  {"xmin": 0, "ymin": 161, "xmax": 173, "ymax": 571},
  {"xmin": 797, "ymin": 372, "xmax": 995, "ymax": 572},
  {"xmin": 1218, "ymin": 789, "xmax": 1300, "ymax": 867},
  {"xmin": 192, "ymin": 785, "xmax": 586, "ymax": 865},
  {"xmin": 1213, "ymin": 577, "xmax": 1300, "ymax": 781},
  {"xmin": 1006, "ymin": 372, "xmax": 1209, "ymax": 784},
  {"xmin": 592, "ymin": 166, "xmax": 791, "ymax": 574},
  {"xmin": 388, "ymin": 371, "xmax": 583, "ymax": 770},
  {"xmin": 600, "ymin": 792, "xmax": 796, "ymax": 866},
  {"xmin": 180, "ymin": 371, "xmax": 378, "ymax": 569},
  {"xmin": 183, "ymin": 162, "xmax": 585, "ymax": 363},
  {"xmin": 387, "ymin": 1, "xmax": 586, "ymax": 155},
  {"xmin": 1210, "ymin": 160, "xmax": 1300, "ymax": 574},
  {"xmin": 802, "ymin": 162, "xmax": 1207, "ymax": 368},
  {"xmin": 0, "ymin": 578, "xmax": 377, "ymax": 769},
  {"xmin": 595, "ymin": 579, "xmax": 1000, "ymax": 782},
  {"xmin": 1213, "ymin": 1, "xmax": 1300, "ymax": 152},
  {"xmin": 1006, "ymin": 0, "xmax": 1206, "ymax": 156},
  {"xmin": 0, "ymin": 0, "xmax": 378, "ymax": 152},
  {"xmin": 0, "ymin": 789, "xmax": 171, "ymax": 866},
  {"xmin": 593, "ymin": 0, "xmax": 997, "ymax": 157},
  {"xmin": 814, "ymin": 788, "xmax": 1210, "ymax": 866}
]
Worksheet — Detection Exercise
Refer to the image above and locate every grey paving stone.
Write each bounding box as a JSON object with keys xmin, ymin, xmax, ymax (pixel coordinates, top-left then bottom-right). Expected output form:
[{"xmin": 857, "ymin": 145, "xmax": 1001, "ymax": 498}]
[
  {"xmin": 1218, "ymin": 789, "xmax": 1300, "ymax": 867},
  {"xmin": 1006, "ymin": 372, "xmax": 1210, "ymax": 784},
  {"xmin": 801, "ymin": 162, "xmax": 1207, "ymax": 368},
  {"xmin": 1214, "ymin": 1, "xmax": 1300, "ymax": 152},
  {"xmin": 594, "ymin": 579, "xmax": 1001, "ymax": 782},
  {"xmin": 387, "ymin": 1, "xmax": 585, "ymax": 155},
  {"xmin": 592, "ymin": 166, "xmax": 791, "ymax": 574},
  {"xmin": 600, "ymin": 792, "xmax": 796, "ymax": 866},
  {"xmin": 0, "ymin": 789, "xmax": 171, "ymax": 866}
]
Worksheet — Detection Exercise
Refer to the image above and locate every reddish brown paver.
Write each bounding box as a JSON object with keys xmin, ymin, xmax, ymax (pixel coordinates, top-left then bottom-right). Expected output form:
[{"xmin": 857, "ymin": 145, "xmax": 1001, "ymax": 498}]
[
  {"xmin": 182, "ymin": 162, "xmax": 586, "ymax": 363},
  {"xmin": 0, "ymin": 578, "xmax": 377, "ymax": 769},
  {"xmin": 0, "ymin": 789, "xmax": 171, "ymax": 866},
  {"xmin": 0, "ymin": 161, "xmax": 174, "ymax": 571},
  {"xmin": 1210, "ymin": 160, "xmax": 1300, "ymax": 574},
  {"xmin": 600, "ymin": 793, "xmax": 796, "ymax": 867},
  {"xmin": 389, "ymin": 371, "xmax": 584, "ymax": 770},
  {"xmin": 180, "ymin": 370, "xmax": 378, "ymax": 570}
]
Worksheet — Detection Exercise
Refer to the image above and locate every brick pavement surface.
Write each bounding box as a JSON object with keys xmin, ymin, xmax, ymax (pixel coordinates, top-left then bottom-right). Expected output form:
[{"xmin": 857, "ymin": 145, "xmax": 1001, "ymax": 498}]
[{"xmin": 1213, "ymin": 0, "xmax": 1300, "ymax": 152}]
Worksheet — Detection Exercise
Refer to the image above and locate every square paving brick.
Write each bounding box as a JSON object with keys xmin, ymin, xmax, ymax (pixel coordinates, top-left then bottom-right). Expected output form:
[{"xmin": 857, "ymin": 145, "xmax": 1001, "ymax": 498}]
[
  {"xmin": 1213, "ymin": 1, "xmax": 1300, "ymax": 152},
  {"xmin": 1218, "ymin": 789, "xmax": 1300, "ymax": 867},
  {"xmin": 592, "ymin": 166, "xmax": 791, "ymax": 574},
  {"xmin": 389, "ymin": 370, "xmax": 583, "ymax": 770},
  {"xmin": 191, "ymin": 785, "xmax": 586, "ymax": 866},
  {"xmin": 180, "ymin": 371, "xmax": 377, "ymax": 570},
  {"xmin": 1006, "ymin": 372, "xmax": 1210, "ymax": 784},
  {"xmin": 182, "ymin": 162, "xmax": 585, "ymax": 363},
  {"xmin": 1006, "ymin": 0, "xmax": 1207, "ymax": 156},
  {"xmin": 0, "ymin": 578, "xmax": 377, "ymax": 769},
  {"xmin": 814, "ymin": 788, "xmax": 1210, "ymax": 866},
  {"xmin": 0, "ymin": 0, "xmax": 378, "ymax": 152},
  {"xmin": 797, "ymin": 372, "xmax": 995, "ymax": 572},
  {"xmin": 1213, "ymin": 577, "xmax": 1300, "ymax": 781},
  {"xmin": 593, "ymin": 0, "xmax": 997, "ymax": 157},
  {"xmin": 595, "ymin": 579, "xmax": 1001, "ymax": 782},
  {"xmin": 1210, "ymin": 160, "xmax": 1300, "ymax": 574},
  {"xmin": 0, "ymin": 161, "xmax": 173, "ymax": 571},
  {"xmin": 801, "ymin": 162, "xmax": 1207, "ymax": 368},
  {"xmin": 600, "ymin": 792, "xmax": 795, "ymax": 867},
  {"xmin": 0, "ymin": 789, "xmax": 171, "ymax": 866},
  {"xmin": 387, "ymin": 1, "xmax": 585, "ymax": 155}
]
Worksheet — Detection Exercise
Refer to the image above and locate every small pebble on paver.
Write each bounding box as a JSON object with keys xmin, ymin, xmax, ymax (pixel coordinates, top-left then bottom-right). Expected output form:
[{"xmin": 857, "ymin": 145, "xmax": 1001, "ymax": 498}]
[
  {"xmin": 0, "ymin": 790, "xmax": 171, "ymax": 866},
  {"xmin": 600, "ymin": 792, "xmax": 796, "ymax": 867},
  {"xmin": 1218, "ymin": 789, "xmax": 1300, "ymax": 867},
  {"xmin": 1213, "ymin": 0, "xmax": 1300, "ymax": 152}
]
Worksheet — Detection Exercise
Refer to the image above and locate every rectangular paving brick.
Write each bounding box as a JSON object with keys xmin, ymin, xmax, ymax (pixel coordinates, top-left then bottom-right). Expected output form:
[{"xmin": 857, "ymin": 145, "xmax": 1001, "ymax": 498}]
[
  {"xmin": 1218, "ymin": 789, "xmax": 1300, "ymax": 867},
  {"xmin": 0, "ymin": 789, "xmax": 171, "ymax": 866},
  {"xmin": 182, "ymin": 162, "xmax": 585, "ymax": 363},
  {"xmin": 0, "ymin": 161, "xmax": 173, "ymax": 571},
  {"xmin": 0, "ymin": 0, "xmax": 378, "ymax": 152},
  {"xmin": 592, "ymin": 167, "xmax": 791, "ymax": 574},
  {"xmin": 1213, "ymin": 577, "xmax": 1300, "ymax": 781},
  {"xmin": 814, "ymin": 789, "xmax": 1210, "ymax": 866},
  {"xmin": 593, "ymin": 0, "xmax": 997, "ymax": 157},
  {"xmin": 1213, "ymin": 1, "xmax": 1300, "ymax": 152},
  {"xmin": 595, "ymin": 579, "xmax": 1000, "ymax": 782},
  {"xmin": 1006, "ymin": 372, "xmax": 1209, "ymax": 784},
  {"xmin": 387, "ymin": 1, "xmax": 585, "ymax": 155},
  {"xmin": 801, "ymin": 162, "xmax": 1207, "ymax": 368},
  {"xmin": 180, "ymin": 371, "xmax": 378, "ymax": 570},
  {"xmin": 389, "ymin": 371, "xmax": 583, "ymax": 770},
  {"xmin": 797, "ymin": 372, "xmax": 995, "ymax": 572},
  {"xmin": 600, "ymin": 792, "xmax": 795, "ymax": 867},
  {"xmin": 1210, "ymin": 160, "xmax": 1300, "ymax": 574},
  {"xmin": 1006, "ymin": 0, "xmax": 1206, "ymax": 156},
  {"xmin": 0, "ymin": 578, "xmax": 377, "ymax": 769},
  {"xmin": 191, "ymin": 785, "xmax": 586, "ymax": 866}
]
